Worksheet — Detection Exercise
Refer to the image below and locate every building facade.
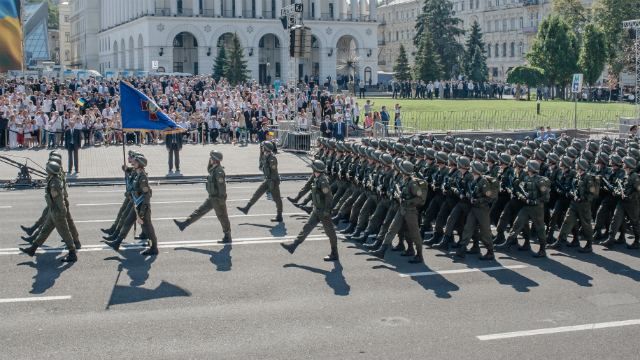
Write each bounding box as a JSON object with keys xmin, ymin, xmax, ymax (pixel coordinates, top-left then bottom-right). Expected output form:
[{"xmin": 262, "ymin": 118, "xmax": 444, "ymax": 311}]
[
  {"xmin": 69, "ymin": 0, "xmax": 101, "ymax": 70},
  {"xmin": 377, "ymin": 0, "xmax": 594, "ymax": 81},
  {"xmin": 94, "ymin": 0, "xmax": 379, "ymax": 84},
  {"xmin": 59, "ymin": 1, "xmax": 73, "ymax": 68},
  {"xmin": 23, "ymin": 2, "xmax": 51, "ymax": 67}
]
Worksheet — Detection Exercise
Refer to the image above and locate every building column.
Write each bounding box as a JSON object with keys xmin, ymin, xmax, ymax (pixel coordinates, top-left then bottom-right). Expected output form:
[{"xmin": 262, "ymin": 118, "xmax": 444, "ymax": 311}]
[
  {"xmin": 235, "ymin": 0, "xmax": 243, "ymax": 17},
  {"xmin": 368, "ymin": 0, "xmax": 376, "ymax": 20},
  {"xmin": 275, "ymin": 0, "xmax": 282, "ymax": 19},
  {"xmin": 359, "ymin": 0, "xmax": 366, "ymax": 19},
  {"xmin": 256, "ymin": 0, "xmax": 263, "ymax": 18},
  {"xmin": 171, "ymin": 0, "xmax": 178, "ymax": 15},
  {"xmin": 147, "ymin": 0, "xmax": 155, "ymax": 15},
  {"xmin": 214, "ymin": 0, "xmax": 221, "ymax": 16},
  {"xmin": 350, "ymin": 0, "xmax": 358, "ymax": 20},
  {"xmin": 315, "ymin": 0, "xmax": 322, "ymax": 19},
  {"xmin": 338, "ymin": 0, "xmax": 346, "ymax": 20},
  {"xmin": 193, "ymin": 0, "xmax": 201, "ymax": 15}
]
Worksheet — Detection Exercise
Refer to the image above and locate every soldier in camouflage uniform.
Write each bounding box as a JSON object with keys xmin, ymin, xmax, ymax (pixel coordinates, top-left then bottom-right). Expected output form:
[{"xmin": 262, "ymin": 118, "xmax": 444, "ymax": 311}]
[{"xmin": 602, "ymin": 156, "xmax": 640, "ymax": 249}]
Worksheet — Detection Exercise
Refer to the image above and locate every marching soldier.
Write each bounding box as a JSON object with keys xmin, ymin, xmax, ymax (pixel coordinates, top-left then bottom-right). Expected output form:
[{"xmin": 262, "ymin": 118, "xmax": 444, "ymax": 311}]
[
  {"xmin": 101, "ymin": 150, "xmax": 138, "ymax": 236},
  {"xmin": 601, "ymin": 156, "xmax": 640, "ymax": 249},
  {"xmin": 280, "ymin": 160, "xmax": 339, "ymax": 261},
  {"xmin": 20, "ymin": 161, "xmax": 78, "ymax": 262},
  {"xmin": 237, "ymin": 141, "xmax": 284, "ymax": 223},
  {"xmin": 173, "ymin": 150, "xmax": 232, "ymax": 243},
  {"xmin": 593, "ymin": 154, "xmax": 625, "ymax": 241}
]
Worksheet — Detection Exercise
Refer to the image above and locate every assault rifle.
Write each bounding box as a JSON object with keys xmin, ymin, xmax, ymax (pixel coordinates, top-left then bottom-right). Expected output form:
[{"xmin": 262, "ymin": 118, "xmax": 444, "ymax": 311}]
[
  {"xmin": 601, "ymin": 177, "xmax": 615, "ymax": 193},
  {"xmin": 613, "ymin": 178, "xmax": 625, "ymax": 198},
  {"xmin": 394, "ymin": 183, "xmax": 403, "ymax": 202}
]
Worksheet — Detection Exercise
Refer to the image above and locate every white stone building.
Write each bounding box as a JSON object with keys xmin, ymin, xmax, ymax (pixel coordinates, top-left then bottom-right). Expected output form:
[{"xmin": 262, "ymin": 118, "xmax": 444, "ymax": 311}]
[
  {"xmin": 69, "ymin": 0, "xmax": 101, "ymax": 69},
  {"xmin": 93, "ymin": 0, "xmax": 379, "ymax": 85},
  {"xmin": 377, "ymin": 0, "xmax": 421, "ymax": 72}
]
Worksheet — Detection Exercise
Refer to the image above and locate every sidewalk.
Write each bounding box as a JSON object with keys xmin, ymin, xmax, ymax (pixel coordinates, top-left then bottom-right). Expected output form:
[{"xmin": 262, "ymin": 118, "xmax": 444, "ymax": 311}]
[{"xmin": 0, "ymin": 144, "xmax": 312, "ymax": 182}]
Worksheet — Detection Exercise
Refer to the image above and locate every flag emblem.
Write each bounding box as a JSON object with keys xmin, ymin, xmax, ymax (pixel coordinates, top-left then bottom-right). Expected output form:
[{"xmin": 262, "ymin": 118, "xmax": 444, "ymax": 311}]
[{"xmin": 140, "ymin": 100, "xmax": 159, "ymax": 121}]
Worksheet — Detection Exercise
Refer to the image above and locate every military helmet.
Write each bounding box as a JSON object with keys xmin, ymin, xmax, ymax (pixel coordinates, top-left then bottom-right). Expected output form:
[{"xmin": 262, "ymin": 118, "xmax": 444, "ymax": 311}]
[
  {"xmin": 210, "ymin": 150, "xmax": 223, "ymax": 161},
  {"xmin": 527, "ymin": 141, "xmax": 539, "ymax": 150},
  {"xmin": 425, "ymin": 148, "xmax": 436, "ymax": 160},
  {"xmin": 547, "ymin": 152, "xmax": 560, "ymax": 164},
  {"xmin": 597, "ymin": 152, "xmax": 610, "ymax": 165},
  {"xmin": 508, "ymin": 144, "xmax": 521, "ymax": 154},
  {"xmin": 548, "ymin": 138, "xmax": 558, "ymax": 146},
  {"xmin": 559, "ymin": 138, "xmax": 570, "ymax": 148},
  {"xmin": 310, "ymin": 160, "xmax": 326, "ymax": 172},
  {"xmin": 601, "ymin": 143, "xmax": 612, "ymax": 154},
  {"xmin": 422, "ymin": 139, "xmax": 433, "ymax": 148},
  {"xmin": 263, "ymin": 141, "xmax": 276, "ymax": 152},
  {"xmin": 629, "ymin": 142, "xmax": 640, "ymax": 150},
  {"xmin": 523, "ymin": 136, "xmax": 532, "ymax": 141},
  {"xmin": 378, "ymin": 139, "xmax": 387, "ymax": 150},
  {"xmin": 582, "ymin": 150, "xmax": 595, "ymax": 162},
  {"xmin": 448, "ymin": 153, "xmax": 459, "ymax": 166},
  {"xmin": 404, "ymin": 144, "xmax": 416, "ymax": 156},
  {"xmin": 328, "ymin": 138, "xmax": 337, "ymax": 149},
  {"xmin": 444, "ymin": 135, "xmax": 454, "ymax": 143},
  {"xmin": 588, "ymin": 142, "xmax": 600, "ymax": 153},
  {"xmin": 381, "ymin": 153, "xmax": 394, "ymax": 165},
  {"xmin": 474, "ymin": 148, "xmax": 486, "ymax": 160},
  {"xmin": 486, "ymin": 136, "xmax": 495, "ymax": 142},
  {"xmin": 443, "ymin": 141, "xmax": 454, "ymax": 153},
  {"xmin": 471, "ymin": 161, "xmax": 486, "ymax": 175},
  {"xmin": 515, "ymin": 140, "xmax": 525, "ymax": 148},
  {"xmin": 629, "ymin": 148, "xmax": 640, "ymax": 160},
  {"xmin": 496, "ymin": 143, "xmax": 507, "ymax": 153},
  {"xmin": 514, "ymin": 155, "xmax": 527, "ymax": 168},
  {"xmin": 464, "ymin": 145, "xmax": 474, "ymax": 157},
  {"xmin": 520, "ymin": 147, "xmax": 533, "ymax": 159},
  {"xmin": 566, "ymin": 146, "xmax": 579, "ymax": 159},
  {"xmin": 394, "ymin": 143, "xmax": 405, "ymax": 153},
  {"xmin": 616, "ymin": 148, "xmax": 627, "ymax": 157},
  {"xmin": 535, "ymin": 148, "xmax": 547, "ymax": 161},
  {"xmin": 49, "ymin": 152, "xmax": 62, "ymax": 160},
  {"xmin": 46, "ymin": 161, "xmax": 61, "ymax": 175},
  {"xmin": 487, "ymin": 150, "xmax": 500, "ymax": 163},
  {"xmin": 576, "ymin": 158, "xmax": 590, "ymax": 171},
  {"xmin": 457, "ymin": 156, "xmax": 471, "ymax": 169},
  {"xmin": 623, "ymin": 156, "xmax": 637, "ymax": 169},
  {"xmin": 399, "ymin": 160, "xmax": 414, "ymax": 175},
  {"xmin": 411, "ymin": 137, "xmax": 421, "ymax": 147},
  {"xmin": 527, "ymin": 160, "xmax": 540, "ymax": 173},
  {"xmin": 560, "ymin": 156, "xmax": 573, "ymax": 168},
  {"xmin": 499, "ymin": 153, "xmax": 512, "ymax": 165},
  {"xmin": 416, "ymin": 146, "xmax": 426, "ymax": 156},
  {"xmin": 484, "ymin": 141, "xmax": 495, "ymax": 151},
  {"xmin": 610, "ymin": 154, "xmax": 623, "ymax": 167},
  {"xmin": 49, "ymin": 156, "xmax": 62, "ymax": 165},
  {"xmin": 571, "ymin": 140, "xmax": 584, "ymax": 152},
  {"xmin": 454, "ymin": 143, "xmax": 465, "ymax": 154},
  {"xmin": 398, "ymin": 137, "xmax": 410, "ymax": 144},
  {"xmin": 553, "ymin": 145, "xmax": 566, "ymax": 156},
  {"xmin": 540, "ymin": 142, "xmax": 552, "ymax": 153},
  {"xmin": 49, "ymin": 150, "xmax": 61, "ymax": 158},
  {"xmin": 134, "ymin": 154, "xmax": 148, "ymax": 167},
  {"xmin": 435, "ymin": 151, "xmax": 448, "ymax": 163},
  {"xmin": 473, "ymin": 139, "xmax": 484, "ymax": 149},
  {"xmin": 362, "ymin": 138, "xmax": 370, "ymax": 146},
  {"xmin": 461, "ymin": 138, "xmax": 471, "ymax": 145},
  {"xmin": 432, "ymin": 140, "xmax": 442, "ymax": 151},
  {"xmin": 370, "ymin": 139, "xmax": 379, "ymax": 148}
]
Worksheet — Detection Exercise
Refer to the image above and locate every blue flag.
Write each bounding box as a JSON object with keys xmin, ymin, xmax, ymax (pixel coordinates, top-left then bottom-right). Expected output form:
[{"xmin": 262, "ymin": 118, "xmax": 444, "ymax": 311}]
[{"xmin": 119, "ymin": 81, "xmax": 184, "ymax": 131}]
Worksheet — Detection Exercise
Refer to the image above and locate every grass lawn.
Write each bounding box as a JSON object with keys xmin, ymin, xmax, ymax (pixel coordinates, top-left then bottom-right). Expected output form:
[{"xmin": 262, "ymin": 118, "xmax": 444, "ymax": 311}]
[{"xmin": 355, "ymin": 98, "xmax": 637, "ymax": 131}]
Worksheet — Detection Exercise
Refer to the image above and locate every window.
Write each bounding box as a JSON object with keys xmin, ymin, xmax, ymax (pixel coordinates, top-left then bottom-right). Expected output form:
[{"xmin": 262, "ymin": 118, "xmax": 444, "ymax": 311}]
[
  {"xmin": 495, "ymin": 43, "xmax": 499, "ymax": 57},
  {"xmin": 492, "ymin": 68, "xmax": 498, "ymax": 77},
  {"xmin": 518, "ymin": 42, "xmax": 524, "ymax": 56},
  {"xmin": 510, "ymin": 42, "xmax": 515, "ymax": 57},
  {"xmin": 495, "ymin": 20, "xmax": 499, "ymax": 31},
  {"xmin": 476, "ymin": 0, "xmax": 479, "ymax": 9},
  {"xmin": 65, "ymin": 32, "xmax": 70, "ymax": 42},
  {"xmin": 487, "ymin": 44, "xmax": 491, "ymax": 57},
  {"xmin": 495, "ymin": 0, "xmax": 499, "ymax": 5},
  {"xmin": 519, "ymin": 17, "xmax": 523, "ymax": 29},
  {"xmin": 502, "ymin": 42, "xmax": 507, "ymax": 57},
  {"xmin": 461, "ymin": 1, "xmax": 465, "ymax": 10},
  {"xmin": 470, "ymin": 0, "xmax": 473, "ymax": 9},
  {"xmin": 510, "ymin": 18, "xmax": 515, "ymax": 30},
  {"xmin": 487, "ymin": 21, "xmax": 491, "ymax": 32},
  {"xmin": 503, "ymin": 19, "xmax": 507, "ymax": 31},
  {"xmin": 64, "ymin": 15, "xmax": 69, "ymax": 22}
]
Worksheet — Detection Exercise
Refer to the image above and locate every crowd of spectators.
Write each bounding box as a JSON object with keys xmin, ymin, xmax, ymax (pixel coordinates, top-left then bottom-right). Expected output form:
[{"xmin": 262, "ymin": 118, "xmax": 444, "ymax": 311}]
[{"xmin": 390, "ymin": 79, "xmax": 509, "ymax": 100}]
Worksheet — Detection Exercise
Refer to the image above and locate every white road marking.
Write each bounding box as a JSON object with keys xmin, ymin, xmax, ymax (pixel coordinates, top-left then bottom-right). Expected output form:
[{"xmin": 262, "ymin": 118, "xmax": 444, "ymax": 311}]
[
  {"xmin": 0, "ymin": 206, "xmax": 12, "ymax": 209},
  {"xmin": 0, "ymin": 235, "xmax": 326, "ymax": 255},
  {"xmin": 86, "ymin": 186, "xmax": 257, "ymax": 193},
  {"xmin": 73, "ymin": 212, "xmax": 306, "ymax": 223},
  {"xmin": 477, "ymin": 319, "xmax": 640, "ymax": 341},
  {"xmin": 0, "ymin": 295, "xmax": 72, "ymax": 304},
  {"xmin": 75, "ymin": 198, "xmax": 282, "ymax": 206},
  {"xmin": 399, "ymin": 265, "xmax": 528, "ymax": 278}
]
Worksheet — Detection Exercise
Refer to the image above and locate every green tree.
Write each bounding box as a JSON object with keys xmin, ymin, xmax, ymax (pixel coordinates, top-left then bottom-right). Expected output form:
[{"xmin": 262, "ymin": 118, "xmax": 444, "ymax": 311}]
[
  {"xmin": 414, "ymin": 0, "xmax": 464, "ymax": 78},
  {"xmin": 526, "ymin": 16, "xmax": 579, "ymax": 99},
  {"xmin": 393, "ymin": 44, "xmax": 412, "ymax": 81},
  {"xmin": 212, "ymin": 46, "xmax": 227, "ymax": 82},
  {"xmin": 413, "ymin": 30, "xmax": 443, "ymax": 82},
  {"xmin": 223, "ymin": 33, "xmax": 249, "ymax": 85},
  {"xmin": 552, "ymin": 0, "xmax": 589, "ymax": 33},
  {"xmin": 506, "ymin": 65, "xmax": 545, "ymax": 100},
  {"xmin": 593, "ymin": 0, "xmax": 640, "ymax": 77},
  {"xmin": 463, "ymin": 21, "xmax": 488, "ymax": 82},
  {"xmin": 578, "ymin": 23, "xmax": 607, "ymax": 93}
]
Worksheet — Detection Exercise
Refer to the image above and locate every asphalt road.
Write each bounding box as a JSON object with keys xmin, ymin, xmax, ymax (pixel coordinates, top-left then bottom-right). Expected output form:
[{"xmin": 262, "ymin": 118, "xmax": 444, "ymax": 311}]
[{"xmin": 1, "ymin": 182, "xmax": 640, "ymax": 360}]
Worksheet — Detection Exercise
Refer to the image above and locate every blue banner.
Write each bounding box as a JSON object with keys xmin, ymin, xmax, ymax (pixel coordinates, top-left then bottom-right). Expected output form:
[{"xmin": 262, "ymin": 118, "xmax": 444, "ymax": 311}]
[{"xmin": 120, "ymin": 81, "xmax": 184, "ymax": 131}]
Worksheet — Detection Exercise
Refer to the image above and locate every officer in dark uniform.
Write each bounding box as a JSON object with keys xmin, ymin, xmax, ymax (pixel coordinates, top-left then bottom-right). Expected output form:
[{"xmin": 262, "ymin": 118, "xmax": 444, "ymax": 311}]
[
  {"xmin": 549, "ymin": 158, "xmax": 597, "ymax": 252},
  {"xmin": 281, "ymin": 160, "xmax": 339, "ymax": 261},
  {"xmin": 238, "ymin": 141, "xmax": 284, "ymax": 222},
  {"xmin": 173, "ymin": 150, "xmax": 232, "ymax": 243},
  {"xmin": 20, "ymin": 161, "xmax": 78, "ymax": 262},
  {"xmin": 602, "ymin": 156, "xmax": 640, "ymax": 249},
  {"xmin": 456, "ymin": 161, "xmax": 495, "ymax": 260}
]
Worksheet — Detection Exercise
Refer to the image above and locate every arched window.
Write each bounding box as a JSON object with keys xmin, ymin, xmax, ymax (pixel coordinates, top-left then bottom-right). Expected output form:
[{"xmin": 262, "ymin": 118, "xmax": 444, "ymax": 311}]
[
  {"xmin": 510, "ymin": 42, "xmax": 515, "ymax": 57},
  {"xmin": 502, "ymin": 42, "xmax": 507, "ymax": 57},
  {"xmin": 487, "ymin": 44, "xmax": 491, "ymax": 57},
  {"xmin": 495, "ymin": 43, "xmax": 499, "ymax": 57}
]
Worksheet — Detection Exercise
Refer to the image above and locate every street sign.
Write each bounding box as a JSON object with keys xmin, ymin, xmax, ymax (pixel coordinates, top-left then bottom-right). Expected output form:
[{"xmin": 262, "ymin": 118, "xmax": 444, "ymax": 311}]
[
  {"xmin": 152, "ymin": 60, "xmax": 159, "ymax": 70},
  {"xmin": 571, "ymin": 73, "xmax": 583, "ymax": 93}
]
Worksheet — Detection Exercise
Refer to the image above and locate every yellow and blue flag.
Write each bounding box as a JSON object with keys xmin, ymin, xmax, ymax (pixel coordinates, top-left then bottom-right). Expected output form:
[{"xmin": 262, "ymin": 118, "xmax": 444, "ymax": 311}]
[
  {"xmin": 120, "ymin": 81, "xmax": 184, "ymax": 132},
  {"xmin": 0, "ymin": 0, "xmax": 22, "ymax": 73},
  {"xmin": 75, "ymin": 97, "xmax": 87, "ymax": 107}
]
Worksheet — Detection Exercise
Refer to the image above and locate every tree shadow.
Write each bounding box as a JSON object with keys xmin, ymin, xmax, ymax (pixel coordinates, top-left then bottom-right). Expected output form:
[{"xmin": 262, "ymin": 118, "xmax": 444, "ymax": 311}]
[
  {"xmin": 17, "ymin": 250, "xmax": 75, "ymax": 294},
  {"xmin": 283, "ymin": 262, "xmax": 351, "ymax": 296},
  {"xmin": 175, "ymin": 245, "xmax": 232, "ymax": 272},
  {"xmin": 239, "ymin": 222, "xmax": 288, "ymax": 237},
  {"xmin": 499, "ymin": 249, "xmax": 593, "ymax": 287},
  {"xmin": 554, "ymin": 250, "xmax": 640, "ymax": 282}
]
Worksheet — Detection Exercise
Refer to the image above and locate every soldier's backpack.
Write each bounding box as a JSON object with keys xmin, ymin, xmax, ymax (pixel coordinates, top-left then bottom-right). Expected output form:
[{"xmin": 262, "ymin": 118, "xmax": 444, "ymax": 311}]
[
  {"xmin": 415, "ymin": 178, "xmax": 429, "ymax": 206},
  {"xmin": 588, "ymin": 174, "xmax": 601, "ymax": 198},
  {"xmin": 537, "ymin": 176, "xmax": 551, "ymax": 203},
  {"xmin": 483, "ymin": 176, "xmax": 500, "ymax": 201}
]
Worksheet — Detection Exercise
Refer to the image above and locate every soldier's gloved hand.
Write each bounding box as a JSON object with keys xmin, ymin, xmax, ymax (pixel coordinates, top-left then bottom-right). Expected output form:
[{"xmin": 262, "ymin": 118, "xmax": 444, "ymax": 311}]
[
  {"xmin": 526, "ymin": 199, "xmax": 537, "ymax": 206},
  {"xmin": 459, "ymin": 194, "xmax": 464, "ymax": 200},
  {"xmin": 470, "ymin": 198, "xmax": 477, "ymax": 205}
]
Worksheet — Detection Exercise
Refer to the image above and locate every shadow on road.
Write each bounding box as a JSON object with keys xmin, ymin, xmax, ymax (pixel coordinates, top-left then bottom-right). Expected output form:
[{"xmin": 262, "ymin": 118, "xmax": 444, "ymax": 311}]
[
  {"xmin": 17, "ymin": 250, "xmax": 74, "ymax": 294},
  {"xmin": 175, "ymin": 245, "xmax": 232, "ymax": 272},
  {"xmin": 283, "ymin": 262, "xmax": 351, "ymax": 296},
  {"xmin": 500, "ymin": 249, "xmax": 593, "ymax": 287},
  {"xmin": 239, "ymin": 222, "xmax": 288, "ymax": 237},
  {"xmin": 555, "ymin": 249, "xmax": 640, "ymax": 282}
]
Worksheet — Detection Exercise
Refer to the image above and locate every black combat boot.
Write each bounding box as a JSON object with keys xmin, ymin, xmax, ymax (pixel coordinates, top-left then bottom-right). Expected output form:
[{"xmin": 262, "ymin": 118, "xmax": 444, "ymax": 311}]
[
  {"xmin": 424, "ymin": 231, "xmax": 442, "ymax": 246},
  {"xmin": 533, "ymin": 248, "xmax": 547, "ymax": 258},
  {"xmin": 370, "ymin": 244, "xmax": 390, "ymax": 259},
  {"xmin": 21, "ymin": 225, "xmax": 36, "ymax": 236},
  {"xmin": 401, "ymin": 242, "xmax": 415, "ymax": 257},
  {"xmin": 391, "ymin": 239, "xmax": 405, "ymax": 252},
  {"xmin": 547, "ymin": 237, "xmax": 564, "ymax": 250},
  {"xmin": 102, "ymin": 233, "xmax": 117, "ymax": 241},
  {"xmin": 627, "ymin": 240, "xmax": 640, "ymax": 250},
  {"xmin": 20, "ymin": 245, "xmax": 38, "ymax": 257},
  {"xmin": 593, "ymin": 229, "xmax": 606, "ymax": 242},
  {"xmin": 135, "ymin": 232, "xmax": 148, "ymax": 241},
  {"xmin": 332, "ymin": 214, "xmax": 346, "ymax": 225},
  {"xmin": 409, "ymin": 247, "xmax": 424, "ymax": 264},
  {"xmin": 61, "ymin": 250, "xmax": 77, "ymax": 263},
  {"xmin": 567, "ymin": 230, "xmax": 580, "ymax": 247},
  {"xmin": 579, "ymin": 241, "xmax": 593, "ymax": 253},
  {"xmin": 141, "ymin": 247, "xmax": 159, "ymax": 256},
  {"xmin": 479, "ymin": 249, "xmax": 495, "ymax": 260},
  {"xmin": 340, "ymin": 223, "xmax": 356, "ymax": 235},
  {"xmin": 280, "ymin": 241, "xmax": 299, "ymax": 254},
  {"xmin": 467, "ymin": 240, "xmax": 480, "ymax": 254},
  {"xmin": 493, "ymin": 231, "xmax": 506, "ymax": 246},
  {"xmin": 495, "ymin": 234, "xmax": 516, "ymax": 250},
  {"xmin": 432, "ymin": 234, "xmax": 453, "ymax": 250},
  {"xmin": 454, "ymin": 246, "xmax": 466, "ymax": 259},
  {"xmin": 324, "ymin": 247, "xmax": 339, "ymax": 261},
  {"xmin": 103, "ymin": 237, "xmax": 123, "ymax": 251},
  {"xmin": 518, "ymin": 239, "xmax": 531, "ymax": 251},
  {"xmin": 351, "ymin": 231, "xmax": 370, "ymax": 243},
  {"xmin": 220, "ymin": 232, "xmax": 232, "ymax": 244},
  {"xmin": 73, "ymin": 240, "xmax": 82, "ymax": 250},
  {"xmin": 100, "ymin": 226, "xmax": 115, "ymax": 235},
  {"xmin": 364, "ymin": 236, "xmax": 384, "ymax": 250},
  {"xmin": 286, "ymin": 196, "xmax": 299, "ymax": 205},
  {"xmin": 236, "ymin": 205, "xmax": 250, "ymax": 215},
  {"xmin": 271, "ymin": 213, "xmax": 283, "ymax": 222},
  {"xmin": 600, "ymin": 238, "xmax": 616, "ymax": 249},
  {"xmin": 173, "ymin": 219, "xmax": 188, "ymax": 231}
]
